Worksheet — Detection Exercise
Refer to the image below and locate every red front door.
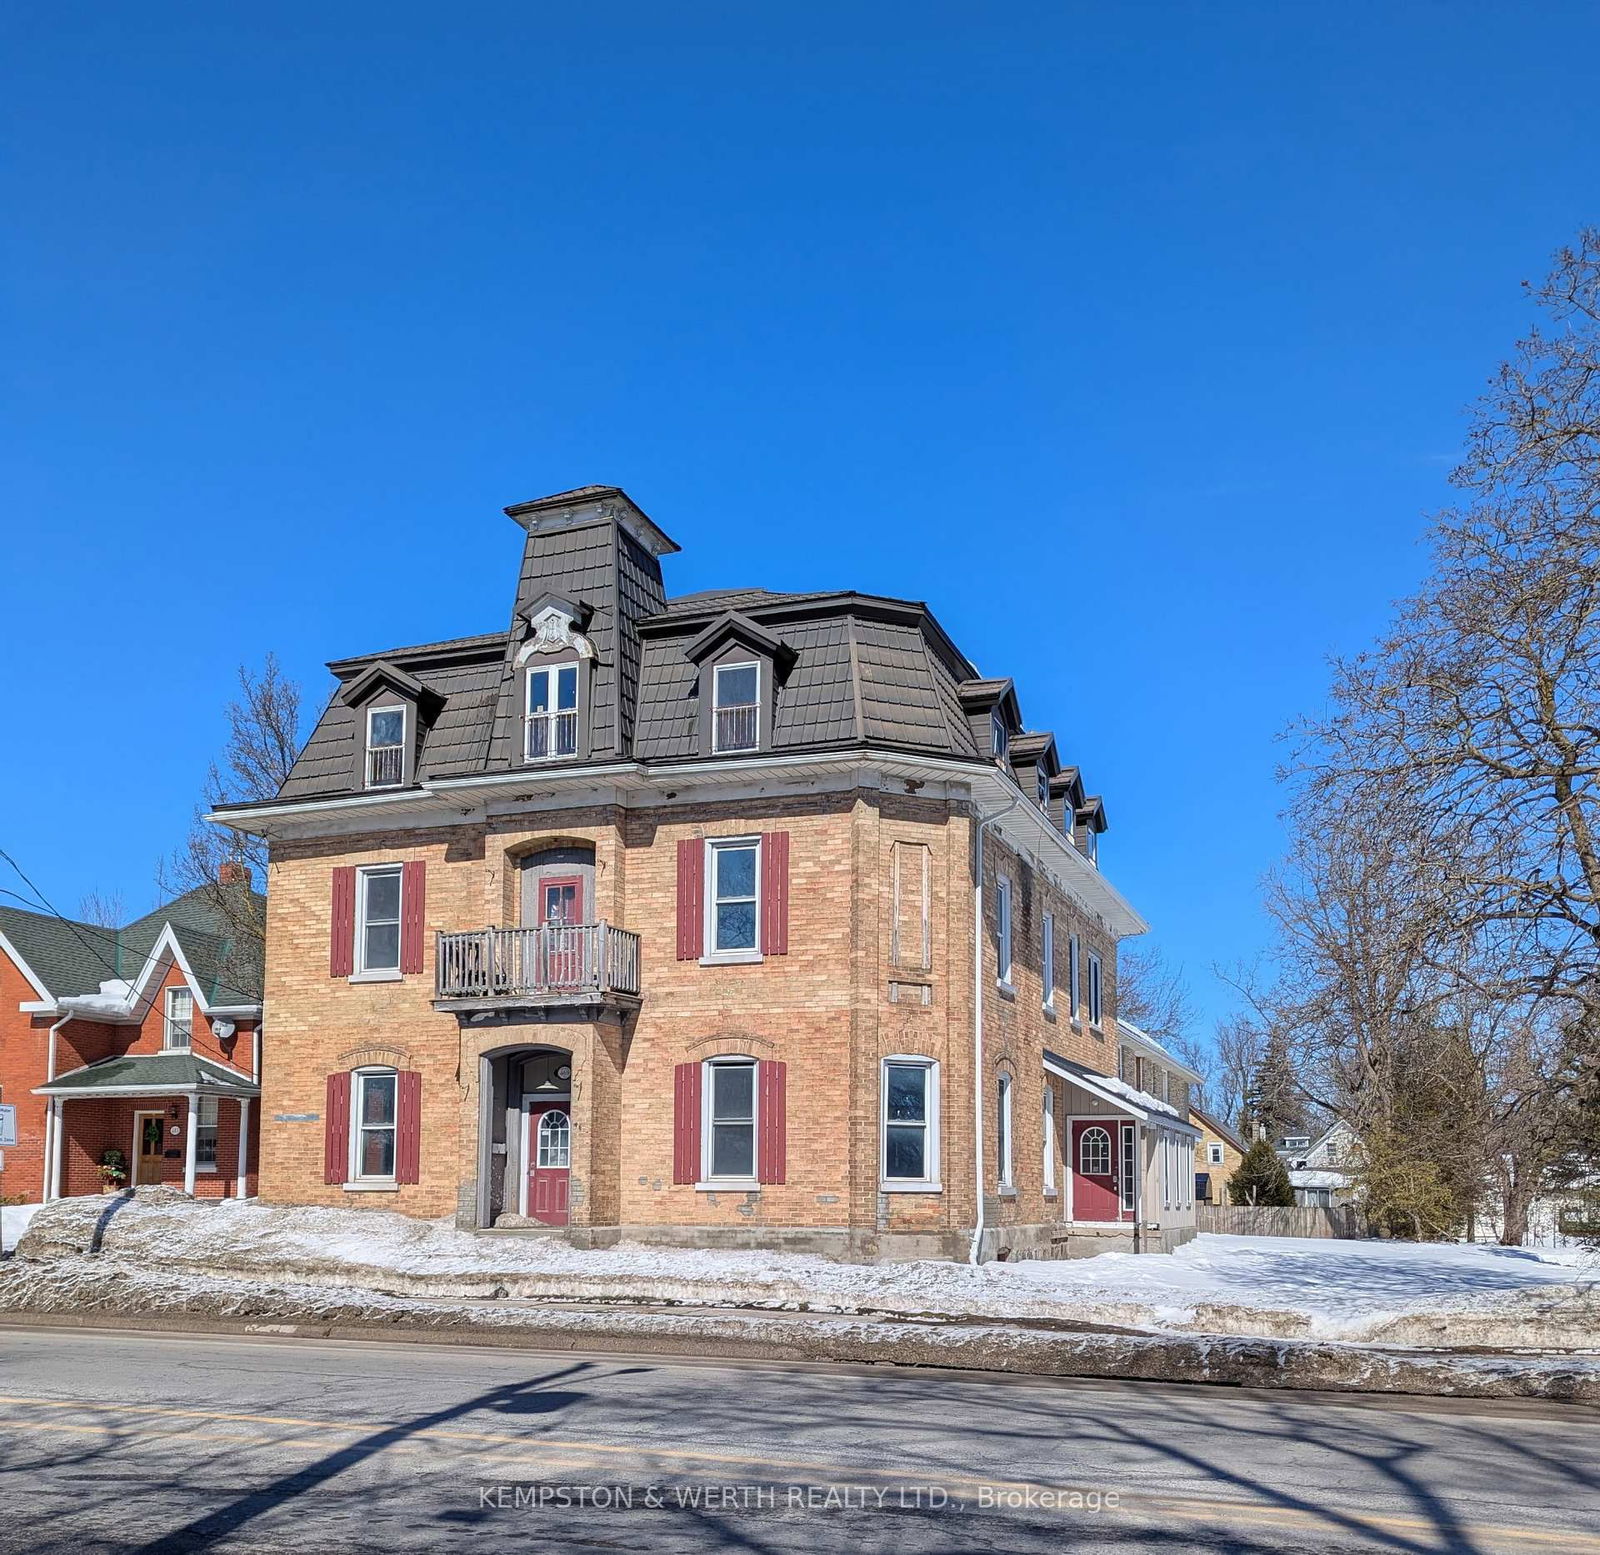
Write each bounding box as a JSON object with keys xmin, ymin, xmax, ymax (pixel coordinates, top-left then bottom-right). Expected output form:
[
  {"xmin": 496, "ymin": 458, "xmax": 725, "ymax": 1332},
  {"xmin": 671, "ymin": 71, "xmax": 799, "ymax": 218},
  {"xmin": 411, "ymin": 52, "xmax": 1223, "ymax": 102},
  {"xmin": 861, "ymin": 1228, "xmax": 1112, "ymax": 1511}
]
[
  {"xmin": 525, "ymin": 1101, "xmax": 571, "ymax": 1225},
  {"xmin": 1071, "ymin": 1120, "xmax": 1121, "ymax": 1222},
  {"xmin": 538, "ymin": 877, "xmax": 585, "ymax": 988}
]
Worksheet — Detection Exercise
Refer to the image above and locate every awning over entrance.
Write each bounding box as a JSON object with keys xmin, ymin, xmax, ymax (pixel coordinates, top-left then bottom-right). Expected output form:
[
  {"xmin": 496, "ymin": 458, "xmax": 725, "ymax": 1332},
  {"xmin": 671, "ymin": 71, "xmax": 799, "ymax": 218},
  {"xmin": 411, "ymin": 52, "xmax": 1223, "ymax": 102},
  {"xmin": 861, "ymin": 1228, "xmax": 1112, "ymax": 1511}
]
[
  {"xmin": 34, "ymin": 1053, "xmax": 259, "ymax": 1099},
  {"xmin": 1043, "ymin": 1050, "xmax": 1200, "ymax": 1138}
]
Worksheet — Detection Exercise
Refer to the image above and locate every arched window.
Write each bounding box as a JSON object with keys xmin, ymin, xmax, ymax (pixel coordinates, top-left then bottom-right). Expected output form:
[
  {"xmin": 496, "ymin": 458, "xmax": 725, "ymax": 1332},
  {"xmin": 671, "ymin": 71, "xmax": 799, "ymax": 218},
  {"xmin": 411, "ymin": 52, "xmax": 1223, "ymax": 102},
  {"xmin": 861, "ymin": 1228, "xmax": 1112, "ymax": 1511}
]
[
  {"xmin": 536, "ymin": 1109, "xmax": 570, "ymax": 1169},
  {"xmin": 1079, "ymin": 1125, "xmax": 1111, "ymax": 1177}
]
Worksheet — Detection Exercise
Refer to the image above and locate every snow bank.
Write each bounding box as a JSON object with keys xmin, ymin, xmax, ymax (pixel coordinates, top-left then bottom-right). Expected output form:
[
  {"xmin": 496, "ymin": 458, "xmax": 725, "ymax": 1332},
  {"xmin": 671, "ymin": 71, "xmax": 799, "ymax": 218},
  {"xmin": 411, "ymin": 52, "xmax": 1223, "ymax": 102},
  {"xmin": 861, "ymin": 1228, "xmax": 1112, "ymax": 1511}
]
[
  {"xmin": 13, "ymin": 1193, "xmax": 1599, "ymax": 1348},
  {"xmin": 0, "ymin": 1203, "xmax": 41, "ymax": 1255}
]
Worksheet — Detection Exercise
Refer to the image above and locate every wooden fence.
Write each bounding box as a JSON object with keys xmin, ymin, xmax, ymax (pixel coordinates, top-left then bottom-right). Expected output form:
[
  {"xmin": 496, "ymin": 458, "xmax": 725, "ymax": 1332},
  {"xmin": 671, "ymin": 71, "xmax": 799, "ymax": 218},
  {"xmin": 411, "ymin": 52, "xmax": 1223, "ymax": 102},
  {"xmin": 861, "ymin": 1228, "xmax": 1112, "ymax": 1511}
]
[{"xmin": 1196, "ymin": 1204, "xmax": 1364, "ymax": 1239}]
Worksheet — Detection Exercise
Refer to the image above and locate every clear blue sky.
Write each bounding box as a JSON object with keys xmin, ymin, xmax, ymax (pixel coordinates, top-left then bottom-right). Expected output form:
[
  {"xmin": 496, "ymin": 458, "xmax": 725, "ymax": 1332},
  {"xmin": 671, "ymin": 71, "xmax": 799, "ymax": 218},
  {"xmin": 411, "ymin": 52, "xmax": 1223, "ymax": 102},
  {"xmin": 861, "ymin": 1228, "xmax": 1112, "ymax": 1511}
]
[{"xmin": 3, "ymin": 3, "xmax": 1596, "ymax": 1035}]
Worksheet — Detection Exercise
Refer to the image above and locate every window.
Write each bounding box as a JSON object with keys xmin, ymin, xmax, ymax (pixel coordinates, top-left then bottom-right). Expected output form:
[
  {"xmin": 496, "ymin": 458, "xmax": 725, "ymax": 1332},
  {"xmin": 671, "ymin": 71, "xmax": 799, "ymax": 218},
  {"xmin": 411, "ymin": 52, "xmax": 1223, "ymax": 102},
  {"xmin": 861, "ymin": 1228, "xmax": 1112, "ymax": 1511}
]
[
  {"xmin": 997, "ymin": 1073, "xmax": 1014, "ymax": 1188},
  {"xmin": 1042, "ymin": 1087, "xmax": 1057, "ymax": 1194},
  {"xmin": 1042, "ymin": 912, "xmax": 1055, "ymax": 1009},
  {"xmin": 163, "ymin": 987, "xmax": 194, "ymax": 1050},
  {"xmin": 1087, "ymin": 951, "xmax": 1103, "ymax": 1026},
  {"xmin": 1083, "ymin": 826, "xmax": 1099, "ymax": 865},
  {"xmin": 1037, "ymin": 766, "xmax": 1050, "ymax": 809},
  {"xmin": 1119, "ymin": 1124, "xmax": 1136, "ymax": 1213},
  {"xmin": 365, "ymin": 706, "xmax": 405, "ymax": 788},
  {"xmin": 1079, "ymin": 1125, "xmax": 1111, "ymax": 1176},
  {"xmin": 712, "ymin": 662, "xmax": 760, "ymax": 753},
  {"xmin": 536, "ymin": 1109, "xmax": 570, "ymax": 1168},
  {"xmin": 351, "ymin": 1069, "xmax": 397, "ymax": 1180},
  {"xmin": 1208, "ymin": 1142, "xmax": 1224, "ymax": 1167},
  {"xmin": 991, "ymin": 712, "xmax": 1008, "ymax": 759},
  {"xmin": 881, "ymin": 1058, "xmax": 938, "ymax": 1187},
  {"xmin": 703, "ymin": 1058, "xmax": 757, "ymax": 1182},
  {"xmin": 1068, "ymin": 933, "xmax": 1080, "ymax": 1018},
  {"xmin": 996, "ymin": 876, "xmax": 1013, "ymax": 987},
  {"xmin": 195, "ymin": 1093, "xmax": 219, "ymax": 1169},
  {"xmin": 525, "ymin": 663, "xmax": 580, "ymax": 760},
  {"xmin": 357, "ymin": 866, "xmax": 403, "ymax": 973},
  {"xmin": 706, "ymin": 839, "xmax": 760, "ymax": 957}
]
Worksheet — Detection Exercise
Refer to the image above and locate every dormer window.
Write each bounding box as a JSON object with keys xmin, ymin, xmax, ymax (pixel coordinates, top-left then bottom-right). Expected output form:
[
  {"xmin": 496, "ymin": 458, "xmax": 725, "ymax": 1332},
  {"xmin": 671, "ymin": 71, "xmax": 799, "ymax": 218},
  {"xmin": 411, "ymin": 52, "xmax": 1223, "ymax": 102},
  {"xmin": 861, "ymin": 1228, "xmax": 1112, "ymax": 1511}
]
[
  {"xmin": 366, "ymin": 706, "xmax": 405, "ymax": 788},
  {"xmin": 991, "ymin": 713, "xmax": 1009, "ymax": 759},
  {"xmin": 1036, "ymin": 767, "xmax": 1050, "ymax": 809},
  {"xmin": 525, "ymin": 663, "xmax": 580, "ymax": 760},
  {"xmin": 713, "ymin": 662, "xmax": 760, "ymax": 753}
]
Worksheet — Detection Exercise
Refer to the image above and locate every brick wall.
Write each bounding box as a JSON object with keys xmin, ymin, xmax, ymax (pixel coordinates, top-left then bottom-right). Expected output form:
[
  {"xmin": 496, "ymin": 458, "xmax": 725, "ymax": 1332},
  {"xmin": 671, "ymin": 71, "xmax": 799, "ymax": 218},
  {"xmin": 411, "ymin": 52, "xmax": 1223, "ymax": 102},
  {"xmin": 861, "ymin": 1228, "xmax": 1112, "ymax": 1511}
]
[{"xmin": 260, "ymin": 783, "xmax": 1126, "ymax": 1248}]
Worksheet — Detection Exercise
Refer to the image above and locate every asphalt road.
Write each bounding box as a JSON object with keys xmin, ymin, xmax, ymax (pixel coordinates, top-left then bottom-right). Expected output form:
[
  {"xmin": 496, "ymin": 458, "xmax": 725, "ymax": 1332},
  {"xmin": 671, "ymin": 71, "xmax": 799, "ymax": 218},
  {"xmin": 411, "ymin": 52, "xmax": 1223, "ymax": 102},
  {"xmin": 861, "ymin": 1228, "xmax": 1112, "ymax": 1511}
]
[{"xmin": 0, "ymin": 1326, "xmax": 1595, "ymax": 1554}]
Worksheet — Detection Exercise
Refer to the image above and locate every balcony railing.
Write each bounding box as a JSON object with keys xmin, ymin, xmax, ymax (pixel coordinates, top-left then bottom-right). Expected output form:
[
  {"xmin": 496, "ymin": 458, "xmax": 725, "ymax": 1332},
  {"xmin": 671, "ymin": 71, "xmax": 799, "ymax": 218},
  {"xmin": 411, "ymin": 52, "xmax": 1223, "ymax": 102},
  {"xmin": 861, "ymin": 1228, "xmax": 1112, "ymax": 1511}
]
[
  {"xmin": 435, "ymin": 922, "xmax": 641, "ymax": 1004},
  {"xmin": 713, "ymin": 702, "xmax": 758, "ymax": 753},
  {"xmin": 366, "ymin": 744, "xmax": 404, "ymax": 787},
  {"xmin": 525, "ymin": 710, "xmax": 579, "ymax": 760}
]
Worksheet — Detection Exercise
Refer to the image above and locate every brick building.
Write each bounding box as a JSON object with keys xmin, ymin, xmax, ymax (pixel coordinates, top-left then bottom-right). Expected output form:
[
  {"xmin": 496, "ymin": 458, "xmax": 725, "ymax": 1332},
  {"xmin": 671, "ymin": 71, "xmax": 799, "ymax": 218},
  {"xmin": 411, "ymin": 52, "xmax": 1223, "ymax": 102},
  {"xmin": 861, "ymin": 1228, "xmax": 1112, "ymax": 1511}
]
[
  {"xmin": 216, "ymin": 485, "xmax": 1198, "ymax": 1259},
  {"xmin": 0, "ymin": 877, "xmax": 262, "ymax": 1203}
]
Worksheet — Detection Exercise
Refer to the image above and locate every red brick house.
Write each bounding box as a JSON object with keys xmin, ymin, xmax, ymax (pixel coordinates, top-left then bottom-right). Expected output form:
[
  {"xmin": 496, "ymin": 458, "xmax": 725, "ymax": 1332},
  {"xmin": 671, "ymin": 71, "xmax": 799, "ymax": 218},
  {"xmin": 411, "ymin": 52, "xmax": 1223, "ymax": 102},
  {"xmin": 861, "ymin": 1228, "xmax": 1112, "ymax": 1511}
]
[
  {"xmin": 216, "ymin": 485, "xmax": 1199, "ymax": 1260},
  {"xmin": 0, "ymin": 877, "xmax": 262, "ymax": 1203}
]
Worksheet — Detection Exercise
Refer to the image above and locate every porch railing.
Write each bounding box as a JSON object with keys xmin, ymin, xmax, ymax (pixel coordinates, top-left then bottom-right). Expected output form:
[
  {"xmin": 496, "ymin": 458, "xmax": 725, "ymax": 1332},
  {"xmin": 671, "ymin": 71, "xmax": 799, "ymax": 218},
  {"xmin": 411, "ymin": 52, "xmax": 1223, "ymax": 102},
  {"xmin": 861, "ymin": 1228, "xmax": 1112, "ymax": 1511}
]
[{"xmin": 436, "ymin": 922, "xmax": 641, "ymax": 1002}]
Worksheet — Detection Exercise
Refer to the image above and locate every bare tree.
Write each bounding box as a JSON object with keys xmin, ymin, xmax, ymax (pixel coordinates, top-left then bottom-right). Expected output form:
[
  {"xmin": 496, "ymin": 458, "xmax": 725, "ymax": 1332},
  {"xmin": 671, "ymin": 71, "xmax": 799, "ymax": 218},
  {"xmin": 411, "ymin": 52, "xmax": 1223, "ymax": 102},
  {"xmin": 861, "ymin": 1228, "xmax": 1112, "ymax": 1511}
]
[
  {"xmin": 1118, "ymin": 942, "xmax": 1216, "ymax": 1103},
  {"xmin": 1270, "ymin": 232, "xmax": 1600, "ymax": 1241},
  {"xmin": 76, "ymin": 889, "xmax": 127, "ymax": 929},
  {"xmin": 161, "ymin": 655, "xmax": 303, "ymax": 952},
  {"xmin": 1212, "ymin": 1013, "xmax": 1263, "ymax": 1135}
]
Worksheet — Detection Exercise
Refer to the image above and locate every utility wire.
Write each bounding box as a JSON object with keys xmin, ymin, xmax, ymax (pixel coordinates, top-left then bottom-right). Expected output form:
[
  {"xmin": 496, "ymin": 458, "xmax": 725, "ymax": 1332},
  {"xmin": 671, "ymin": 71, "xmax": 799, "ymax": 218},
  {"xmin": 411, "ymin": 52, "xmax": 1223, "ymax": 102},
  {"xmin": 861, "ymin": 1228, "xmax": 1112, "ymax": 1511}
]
[{"xmin": 0, "ymin": 849, "xmax": 138, "ymax": 990}]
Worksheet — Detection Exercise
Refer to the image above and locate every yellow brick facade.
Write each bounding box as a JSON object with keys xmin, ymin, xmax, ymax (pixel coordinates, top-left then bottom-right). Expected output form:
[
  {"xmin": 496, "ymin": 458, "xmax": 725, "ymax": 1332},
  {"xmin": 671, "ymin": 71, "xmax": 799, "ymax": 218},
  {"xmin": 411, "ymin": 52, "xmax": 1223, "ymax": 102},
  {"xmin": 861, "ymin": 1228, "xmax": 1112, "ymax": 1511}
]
[{"xmin": 261, "ymin": 783, "xmax": 1140, "ymax": 1259}]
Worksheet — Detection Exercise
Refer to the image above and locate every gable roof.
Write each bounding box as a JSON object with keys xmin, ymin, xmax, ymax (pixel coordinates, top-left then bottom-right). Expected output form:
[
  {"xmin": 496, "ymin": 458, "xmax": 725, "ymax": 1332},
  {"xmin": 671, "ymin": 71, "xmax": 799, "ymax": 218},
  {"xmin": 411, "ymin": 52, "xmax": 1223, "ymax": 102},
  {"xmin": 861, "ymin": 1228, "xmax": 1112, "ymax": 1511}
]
[
  {"xmin": 1190, "ymin": 1104, "xmax": 1246, "ymax": 1152},
  {"xmin": 0, "ymin": 885, "xmax": 265, "ymax": 1008}
]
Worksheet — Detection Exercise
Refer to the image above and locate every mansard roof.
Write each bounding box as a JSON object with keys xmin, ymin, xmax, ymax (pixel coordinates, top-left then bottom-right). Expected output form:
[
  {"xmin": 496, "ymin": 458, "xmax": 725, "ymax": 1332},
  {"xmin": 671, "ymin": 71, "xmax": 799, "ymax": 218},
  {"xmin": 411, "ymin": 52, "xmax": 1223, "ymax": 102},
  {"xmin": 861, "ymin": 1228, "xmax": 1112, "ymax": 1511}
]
[{"xmin": 267, "ymin": 487, "xmax": 1107, "ymax": 813}]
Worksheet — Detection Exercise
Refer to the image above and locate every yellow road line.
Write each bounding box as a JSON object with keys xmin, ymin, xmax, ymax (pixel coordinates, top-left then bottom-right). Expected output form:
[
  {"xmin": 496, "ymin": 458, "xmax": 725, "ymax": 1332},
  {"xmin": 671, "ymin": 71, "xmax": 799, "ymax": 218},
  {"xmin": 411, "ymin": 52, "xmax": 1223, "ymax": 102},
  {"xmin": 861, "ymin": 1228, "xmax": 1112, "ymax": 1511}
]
[{"xmin": 0, "ymin": 1396, "xmax": 1594, "ymax": 1552}]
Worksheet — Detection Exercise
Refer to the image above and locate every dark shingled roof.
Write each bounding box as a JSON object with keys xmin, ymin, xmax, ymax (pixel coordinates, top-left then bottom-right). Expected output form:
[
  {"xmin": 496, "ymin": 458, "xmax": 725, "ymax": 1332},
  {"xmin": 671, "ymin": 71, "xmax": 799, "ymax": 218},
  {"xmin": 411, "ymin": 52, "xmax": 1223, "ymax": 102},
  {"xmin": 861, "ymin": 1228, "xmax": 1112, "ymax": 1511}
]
[
  {"xmin": 270, "ymin": 488, "xmax": 1089, "ymax": 803},
  {"xmin": 0, "ymin": 886, "xmax": 265, "ymax": 1005},
  {"xmin": 39, "ymin": 1052, "xmax": 259, "ymax": 1094}
]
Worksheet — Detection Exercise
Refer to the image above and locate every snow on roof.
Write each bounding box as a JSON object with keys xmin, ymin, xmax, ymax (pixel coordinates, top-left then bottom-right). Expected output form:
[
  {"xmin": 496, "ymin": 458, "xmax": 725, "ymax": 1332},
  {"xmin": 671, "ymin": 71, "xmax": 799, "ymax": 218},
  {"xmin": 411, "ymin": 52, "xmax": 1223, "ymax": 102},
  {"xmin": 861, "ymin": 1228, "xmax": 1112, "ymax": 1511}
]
[
  {"xmin": 1289, "ymin": 1169, "xmax": 1352, "ymax": 1190},
  {"xmin": 1090, "ymin": 1069, "xmax": 1181, "ymax": 1120}
]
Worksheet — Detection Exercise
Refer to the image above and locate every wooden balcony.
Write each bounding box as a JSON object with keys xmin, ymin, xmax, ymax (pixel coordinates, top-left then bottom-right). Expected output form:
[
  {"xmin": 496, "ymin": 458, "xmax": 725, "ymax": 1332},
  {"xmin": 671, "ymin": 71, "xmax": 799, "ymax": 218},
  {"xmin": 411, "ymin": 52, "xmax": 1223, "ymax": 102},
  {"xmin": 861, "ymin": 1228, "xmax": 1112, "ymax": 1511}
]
[{"xmin": 434, "ymin": 922, "xmax": 642, "ymax": 1011}]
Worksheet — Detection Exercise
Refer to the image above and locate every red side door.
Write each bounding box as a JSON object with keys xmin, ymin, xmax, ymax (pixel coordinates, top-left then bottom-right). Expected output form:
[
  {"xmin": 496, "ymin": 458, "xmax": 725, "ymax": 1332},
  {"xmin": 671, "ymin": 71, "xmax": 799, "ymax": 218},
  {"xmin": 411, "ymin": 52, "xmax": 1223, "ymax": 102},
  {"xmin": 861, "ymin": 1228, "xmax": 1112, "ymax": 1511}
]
[
  {"xmin": 1071, "ymin": 1120, "xmax": 1121, "ymax": 1222},
  {"xmin": 525, "ymin": 1101, "xmax": 571, "ymax": 1225},
  {"xmin": 538, "ymin": 876, "xmax": 584, "ymax": 987}
]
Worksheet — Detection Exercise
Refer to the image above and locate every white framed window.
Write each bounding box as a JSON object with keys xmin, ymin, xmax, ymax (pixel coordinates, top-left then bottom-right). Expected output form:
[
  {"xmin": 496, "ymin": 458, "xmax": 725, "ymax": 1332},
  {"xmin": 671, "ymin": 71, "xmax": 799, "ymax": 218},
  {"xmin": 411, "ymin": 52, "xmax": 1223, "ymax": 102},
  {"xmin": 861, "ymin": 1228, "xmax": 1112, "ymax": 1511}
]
[
  {"xmin": 365, "ymin": 705, "xmax": 405, "ymax": 788},
  {"xmin": 881, "ymin": 1057, "xmax": 939, "ymax": 1189},
  {"xmin": 1208, "ymin": 1142, "xmax": 1224, "ymax": 1167},
  {"xmin": 997, "ymin": 1072, "xmax": 1014, "ymax": 1189},
  {"xmin": 1042, "ymin": 1086, "xmax": 1057, "ymax": 1195},
  {"xmin": 1087, "ymin": 951, "xmax": 1103, "ymax": 1027},
  {"xmin": 1068, "ymin": 933, "xmax": 1080, "ymax": 1018},
  {"xmin": 163, "ymin": 986, "xmax": 194, "ymax": 1050},
  {"xmin": 712, "ymin": 661, "xmax": 760, "ymax": 753},
  {"xmin": 1079, "ymin": 1124, "xmax": 1111, "ymax": 1176},
  {"xmin": 356, "ymin": 865, "xmax": 403, "ymax": 974},
  {"xmin": 996, "ymin": 876, "xmax": 1013, "ymax": 987},
  {"xmin": 536, "ymin": 1109, "xmax": 571, "ymax": 1169},
  {"xmin": 702, "ymin": 1056, "xmax": 757, "ymax": 1183},
  {"xmin": 705, "ymin": 837, "xmax": 761, "ymax": 959},
  {"xmin": 1042, "ymin": 912, "xmax": 1055, "ymax": 1009},
  {"xmin": 1083, "ymin": 827, "xmax": 1099, "ymax": 865},
  {"xmin": 524, "ymin": 662, "xmax": 580, "ymax": 760},
  {"xmin": 1119, "ymin": 1123, "xmax": 1136, "ymax": 1213},
  {"xmin": 351, "ymin": 1068, "xmax": 398, "ymax": 1181},
  {"xmin": 195, "ymin": 1093, "xmax": 219, "ymax": 1169},
  {"xmin": 1036, "ymin": 767, "xmax": 1050, "ymax": 809},
  {"xmin": 991, "ymin": 712, "xmax": 1008, "ymax": 759}
]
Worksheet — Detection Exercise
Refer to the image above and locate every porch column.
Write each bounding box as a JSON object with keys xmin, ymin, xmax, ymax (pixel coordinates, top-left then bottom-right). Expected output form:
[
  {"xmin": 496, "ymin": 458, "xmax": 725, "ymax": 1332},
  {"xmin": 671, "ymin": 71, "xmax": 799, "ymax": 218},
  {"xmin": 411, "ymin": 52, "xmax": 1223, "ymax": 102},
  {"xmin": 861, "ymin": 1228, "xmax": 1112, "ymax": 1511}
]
[
  {"xmin": 46, "ymin": 1098, "xmax": 63, "ymax": 1201},
  {"xmin": 235, "ymin": 1098, "xmax": 252, "ymax": 1199},
  {"xmin": 183, "ymin": 1097, "xmax": 199, "ymax": 1196}
]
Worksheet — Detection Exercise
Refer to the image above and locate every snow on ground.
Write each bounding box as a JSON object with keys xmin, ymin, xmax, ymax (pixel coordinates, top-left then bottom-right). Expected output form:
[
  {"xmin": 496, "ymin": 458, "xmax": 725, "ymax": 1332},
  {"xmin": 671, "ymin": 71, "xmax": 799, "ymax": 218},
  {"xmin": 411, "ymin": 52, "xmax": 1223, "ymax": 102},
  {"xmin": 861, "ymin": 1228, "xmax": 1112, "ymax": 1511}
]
[
  {"xmin": 12, "ymin": 1193, "xmax": 1597, "ymax": 1347},
  {"xmin": 1, "ymin": 1204, "xmax": 42, "ymax": 1255}
]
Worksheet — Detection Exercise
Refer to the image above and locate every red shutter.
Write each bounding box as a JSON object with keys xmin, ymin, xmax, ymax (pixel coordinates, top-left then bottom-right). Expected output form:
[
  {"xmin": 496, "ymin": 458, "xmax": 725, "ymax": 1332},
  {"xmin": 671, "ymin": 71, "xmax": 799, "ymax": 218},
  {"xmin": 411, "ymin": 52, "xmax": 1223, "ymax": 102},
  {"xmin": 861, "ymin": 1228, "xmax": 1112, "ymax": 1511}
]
[
  {"xmin": 758, "ymin": 1059, "xmax": 787, "ymax": 1185},
  {"xmin": 324, "ymin": 1071, "xmax": 352, "ymax": 1184},
  {"xmin": 761, "ymin": 831, "xmax": 790, "ymax": 956},
  {"xmin": 672, "ymin": 1060, "xmax": 702, "ymax": 1184},
  {"xmin": 330, "ymin": 867, "xmax": 356, "ymax": 978},
  {"xmin": 400, "ymin": 861, "xmax": 427, "ymax": 974},
  {"xmin": 676, "ymin": 839, "xmax": 705, "ymax": 960},
  {"xmin": 395, "ymin": 1070, "xmax": 422, "ymax": 1184}
]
